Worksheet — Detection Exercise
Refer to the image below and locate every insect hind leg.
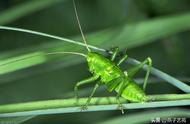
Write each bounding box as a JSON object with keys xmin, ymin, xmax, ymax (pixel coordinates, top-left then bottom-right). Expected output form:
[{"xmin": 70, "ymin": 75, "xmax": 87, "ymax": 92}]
[
  {"xmin": 116, "ymin": 99, "xmax": 125, "ymax": 114},
  {"xmin": 116, "ymin": 80, "xmax": 128, "ymax": 114},
  {"xmin": 105, "ymin": 47, "xmax": 119, "ymax": 61},
  {"xmin": 128, "ymin": 57, "xmax": 152, "ymax": 91},
  {"xmin": 143, "ymin": 58, "xmax": 152, "ymax": 90},
  {"xmin": 111, "ymin": 47, "xmax": 119, "ymax": 61},
  {"xmin": 106, "ymin": 47, "xmax": 129, "ymax": 66},
  {"xmin": 117, "ymin": 53, "xmax": 128, "ymax": 66}
]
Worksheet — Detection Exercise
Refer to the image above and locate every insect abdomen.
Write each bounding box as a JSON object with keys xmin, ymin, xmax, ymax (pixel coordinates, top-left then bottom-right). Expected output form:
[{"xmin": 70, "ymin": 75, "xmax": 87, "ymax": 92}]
[{"xmin": 115, "ymin": 80, "xmax": 147, "ymax": 102}]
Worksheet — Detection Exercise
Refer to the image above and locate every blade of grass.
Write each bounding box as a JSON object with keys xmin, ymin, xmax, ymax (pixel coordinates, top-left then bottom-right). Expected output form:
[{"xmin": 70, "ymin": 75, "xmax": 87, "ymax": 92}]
[
  {"xmin": 0, "ymin": 85, "xmax": 98, "ymax": 123},
  {"xmin": 5, "ymin": 80, "xmax": 188, "ymax": 123},
  {"xmin": 86, "ymin": 12, "xmax": 190, "ymax": 49},
  {"xmin": 135, "ymin": 77, "xmax": 190, "ymax": 85},
  {"xmin": 0, "ymin": 52, "xmax": 47, "ymax": 75},
  {"xmin": 0, "ymin": 94, "xmax": 190, "ymax": 117},
  {"xmin": 0, "ymin": 0, "xmax": 66, "ymax": 25}
]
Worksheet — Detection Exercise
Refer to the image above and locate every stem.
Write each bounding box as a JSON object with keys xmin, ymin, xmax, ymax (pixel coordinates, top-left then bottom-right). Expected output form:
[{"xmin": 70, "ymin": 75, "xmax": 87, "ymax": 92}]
[
  {"xmin": 147, "ymin": 94, "xmax": 190, "ymax": 101},
  {"xmin": 0, "ymin": 94, "xmax": 189, "ymax": 117}
]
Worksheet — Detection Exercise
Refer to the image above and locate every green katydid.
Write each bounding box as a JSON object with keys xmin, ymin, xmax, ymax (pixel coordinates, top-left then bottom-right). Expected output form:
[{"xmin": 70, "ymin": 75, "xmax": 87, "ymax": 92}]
[{"xmin": 0, "ymin": 0, "xmax": 152, "ymax": 113}]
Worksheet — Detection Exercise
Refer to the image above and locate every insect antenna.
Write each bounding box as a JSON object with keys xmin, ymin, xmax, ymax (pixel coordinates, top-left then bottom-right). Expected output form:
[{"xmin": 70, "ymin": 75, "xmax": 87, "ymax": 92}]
[
  {"xmin": 73, "ymin": 0, "xmax": 91, "ymax": 52},
  {"xmin": 46, "ymin": 51, "xmax": 86, "ymax": 57},
  {"xmin": 0, "ymin": 51, "xmax": 86, "ymax": 67}
]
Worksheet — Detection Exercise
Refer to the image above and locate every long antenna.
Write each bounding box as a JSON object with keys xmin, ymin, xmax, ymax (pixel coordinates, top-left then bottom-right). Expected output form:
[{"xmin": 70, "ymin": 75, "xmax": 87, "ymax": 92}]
[
  {"xmin": 0, "ymin": 51, "xmax": 86, "ymax": 66},
  {"xmin": 47, "ymin": 51, "xmax": 86, "ymax": 57},
  {"xmin": 73, "ymin": 0, "xmax": 91, "ymax": 52}
]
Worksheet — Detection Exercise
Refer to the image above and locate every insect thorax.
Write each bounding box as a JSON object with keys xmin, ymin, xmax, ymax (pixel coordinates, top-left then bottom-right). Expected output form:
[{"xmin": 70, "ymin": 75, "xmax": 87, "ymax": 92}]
[{"xmin": 87, "ymin": 52, "xmax": 124, "ymax": 83}]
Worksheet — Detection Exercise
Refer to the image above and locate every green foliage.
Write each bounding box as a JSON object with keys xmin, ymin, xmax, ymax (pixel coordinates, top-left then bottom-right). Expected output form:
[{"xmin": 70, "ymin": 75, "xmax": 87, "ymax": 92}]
[{"xmin": 0, "ymin": 0, "xmax": 190, "ymax": 123}]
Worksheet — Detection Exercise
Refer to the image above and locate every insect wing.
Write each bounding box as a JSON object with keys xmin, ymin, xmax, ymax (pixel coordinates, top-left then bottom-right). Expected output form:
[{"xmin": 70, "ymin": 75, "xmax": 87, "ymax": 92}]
[{"xmin": 107, "ymin": 77, "xmax": 124, "ymax": 92}]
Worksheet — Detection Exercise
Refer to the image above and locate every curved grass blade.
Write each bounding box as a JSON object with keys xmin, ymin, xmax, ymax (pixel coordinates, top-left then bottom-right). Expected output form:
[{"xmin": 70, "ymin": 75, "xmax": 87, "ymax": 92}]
[
  {"xmin": 0, "ymin": 85, "xmax": 100, "ymax": 123},
  {"xmin": 0, "ymin": 52, "xmax": 47, "ymax": 75},
  {"xmin": 86, "ymin": 12, "xmax": 190, "ymax": 49}
]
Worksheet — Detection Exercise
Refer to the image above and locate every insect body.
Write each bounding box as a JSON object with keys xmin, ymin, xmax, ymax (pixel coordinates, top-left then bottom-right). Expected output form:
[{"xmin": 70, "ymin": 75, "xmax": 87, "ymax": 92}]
[
  {"xmin": 87, "ymin": 52, "xmax": 148, "ymax": 102},
  {"xmin": 73, "ymin": 43, "xmax": 151, "ymax": 113}
]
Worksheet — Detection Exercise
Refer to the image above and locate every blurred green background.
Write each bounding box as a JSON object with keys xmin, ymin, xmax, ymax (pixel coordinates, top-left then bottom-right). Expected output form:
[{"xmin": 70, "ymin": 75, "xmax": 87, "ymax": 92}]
[{"xmin": 0, "ymin": 0, "xmax": 190, "ymax": 123}]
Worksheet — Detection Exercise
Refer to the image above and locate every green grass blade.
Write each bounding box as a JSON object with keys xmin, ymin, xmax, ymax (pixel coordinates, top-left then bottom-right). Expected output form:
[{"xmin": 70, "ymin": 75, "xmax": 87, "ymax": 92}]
[
  {"xmin": 0, "ymin": 87, "xmax": 96, "ymax": 123},
  {"xmin": 87, "ymin": 12, "xmax": 190, "ymax": 49},
  {"xmin": 0, "ymin": 94, "xmax": 190, "ymax": 117},
  {"xmin": 0, "ymin": 0, "xmax": 65, "ymax": 25},
  {"xmin": 0, "ymin": 52, "xmax": 47, "ymax": 75}
]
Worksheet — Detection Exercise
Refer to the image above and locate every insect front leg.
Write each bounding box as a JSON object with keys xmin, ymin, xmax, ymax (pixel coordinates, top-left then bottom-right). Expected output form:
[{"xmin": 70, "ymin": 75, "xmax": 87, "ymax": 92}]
[
  {"xmin": 128, "ymin": 57, "xmax": 152, "ymax": 90},
  {"xmin": 84, "ymin": 82, "xmax": 100, "ymax": 107},
  {"xmin": 108, "ymin": 47, "xmax": 128, "ymax": 65},
  {"xmin": 117, "ymin": 53, "xmax": 128, "ymax": 66},
  {"xmin": 74, "ymin": 75, "xmax": 99, "ymax": 100},
  {"xmin": 111, "ymin": 47, "xmax": 119, "ymax": 61}
]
